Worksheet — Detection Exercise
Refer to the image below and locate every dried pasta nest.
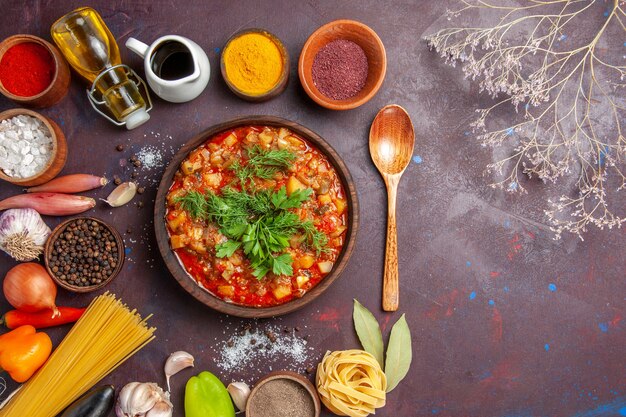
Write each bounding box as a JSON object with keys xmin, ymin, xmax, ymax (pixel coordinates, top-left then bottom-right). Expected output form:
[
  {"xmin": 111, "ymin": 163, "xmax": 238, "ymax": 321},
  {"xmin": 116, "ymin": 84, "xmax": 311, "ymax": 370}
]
[{"xmin": 316, "ymin": 349, "xmax": 387, "ymax": 417}]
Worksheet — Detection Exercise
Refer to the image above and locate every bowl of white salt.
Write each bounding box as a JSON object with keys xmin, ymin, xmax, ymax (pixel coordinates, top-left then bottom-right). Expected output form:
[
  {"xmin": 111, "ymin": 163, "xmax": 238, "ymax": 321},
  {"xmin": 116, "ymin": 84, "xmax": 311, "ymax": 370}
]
[{"xmin": 0, "ymin": 108, "xmax": 67, "ymax": 186}]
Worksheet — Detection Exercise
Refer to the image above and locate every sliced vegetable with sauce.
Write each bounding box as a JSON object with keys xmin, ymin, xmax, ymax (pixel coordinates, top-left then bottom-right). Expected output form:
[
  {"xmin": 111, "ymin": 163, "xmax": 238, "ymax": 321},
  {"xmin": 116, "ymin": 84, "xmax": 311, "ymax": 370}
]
[{"xmin": 165, "ymin": 125, "xmax": 348, "ymax": 307}]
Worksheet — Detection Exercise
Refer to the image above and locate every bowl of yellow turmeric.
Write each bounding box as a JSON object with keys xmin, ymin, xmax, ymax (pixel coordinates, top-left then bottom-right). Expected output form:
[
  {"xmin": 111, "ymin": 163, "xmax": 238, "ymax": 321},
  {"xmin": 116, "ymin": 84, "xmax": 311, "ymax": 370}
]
[{"xmin": 220, "ymin": 29, "xmax": 289, "ymax": 102}]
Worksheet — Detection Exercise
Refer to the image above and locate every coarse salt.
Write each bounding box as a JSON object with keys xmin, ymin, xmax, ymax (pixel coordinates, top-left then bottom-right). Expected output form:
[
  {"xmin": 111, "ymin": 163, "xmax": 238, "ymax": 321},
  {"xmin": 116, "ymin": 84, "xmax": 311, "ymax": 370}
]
[
  {"xmin": 0, "ymin": 115, "xmax": 53, "ymax": 178},
  {"xmin": 214, "ymin": 325, "xmax": 314, "ymax": 375},
  {"xmin": 136, "ymin": 145, "xmax": 164, "ymax": 170}
]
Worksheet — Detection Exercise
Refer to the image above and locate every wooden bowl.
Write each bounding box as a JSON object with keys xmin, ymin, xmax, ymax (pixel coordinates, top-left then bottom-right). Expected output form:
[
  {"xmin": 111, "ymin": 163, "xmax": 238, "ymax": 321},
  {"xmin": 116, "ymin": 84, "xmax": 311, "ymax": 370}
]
[
  {"xmin": 298, "ymin": 20, "xmax": 386, "ymax": 110},
  {"xmin": 246, "ymin": 371, "xmax": 321, "ymax": 417},
  {"xmin": 154, "ymin": 116, "xmax": 359, "ymax": 318},
  {"xmin": 0, "ymin": 34, "xmax": 71, "ymax": 108},
  {"xmin": 220, "ymin": 29, "xmax": 290, "ymax": 102},
  {"xmin": 44, "ymin": 217, "xmax": 125, "ymax": 293},
  {"xmin": 0, "ymin": 108, "xmax": 67, "ymax": 186}
]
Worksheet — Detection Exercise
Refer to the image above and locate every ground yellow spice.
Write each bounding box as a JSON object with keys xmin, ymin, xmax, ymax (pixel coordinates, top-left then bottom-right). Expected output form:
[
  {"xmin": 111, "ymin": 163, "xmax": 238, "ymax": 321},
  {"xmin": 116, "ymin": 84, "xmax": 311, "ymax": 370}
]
[{"xmin": 223, "ymin": 32, "xmax": 283, "ymax": 95}]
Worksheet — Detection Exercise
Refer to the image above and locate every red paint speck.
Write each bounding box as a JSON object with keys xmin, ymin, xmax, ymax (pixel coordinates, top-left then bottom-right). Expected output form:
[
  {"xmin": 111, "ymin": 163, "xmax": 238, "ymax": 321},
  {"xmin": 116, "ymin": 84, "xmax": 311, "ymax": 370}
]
[
  {"xmin": 490, "ymin": 271, "xmax": 500, "ymax": 278},
  {"xmin": 507, "ymin": 234, "xmax": 523, "ymax": 261},
  {"xmin": 317, "ymin": 308, "xmax": 339, "ymax": 322},
  {"xmin": 610, "ymin": 312, "xmax": 622, "ymax": 328},
  {"xmin": 425, "ymin": 289, "xmax": 460, "ymax": 320}
]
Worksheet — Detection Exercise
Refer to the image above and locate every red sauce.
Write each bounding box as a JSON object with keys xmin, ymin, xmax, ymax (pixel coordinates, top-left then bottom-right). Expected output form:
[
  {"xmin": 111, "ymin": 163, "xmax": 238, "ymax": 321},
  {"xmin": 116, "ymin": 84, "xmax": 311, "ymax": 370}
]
[{"xmin": 165, "ymin": 125, "xmax": 347, "ymax": 307}]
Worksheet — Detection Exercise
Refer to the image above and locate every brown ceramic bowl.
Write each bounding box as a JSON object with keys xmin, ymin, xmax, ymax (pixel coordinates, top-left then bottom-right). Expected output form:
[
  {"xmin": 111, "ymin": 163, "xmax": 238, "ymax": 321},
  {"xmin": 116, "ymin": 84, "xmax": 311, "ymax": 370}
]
[
  {"xmin": 220, "ymin": 29, "xmax": 289, "ymax": 102},
  {"xmin": 246, "ymin": 371, "xmax": 321, "ymax": 417},
  {"xmin": 298, "ymin": 19, "xmax": 386, "ymax": 110},
  {"xmin": 154, "ymin": 116, "xmax": 359, "ymax": 318},
  {"xmin": 0, "ymin": 108, "xmax": 67, "ymax": 186},
  {"xmin": 0, "ymin": 34, "xmax": 71, "ymax": 108},
  {"xmin": 44, "ymin": 217, "xmax": 125, "ymax": 293}
]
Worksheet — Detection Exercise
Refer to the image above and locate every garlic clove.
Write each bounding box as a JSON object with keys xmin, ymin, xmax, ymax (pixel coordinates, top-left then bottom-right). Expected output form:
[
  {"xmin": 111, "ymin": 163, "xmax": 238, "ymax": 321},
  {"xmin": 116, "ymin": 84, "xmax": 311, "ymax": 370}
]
[
  {"xmin": 227, "ymin": 381, "xmax": 250, "ymax": 411},
  {"xmin": 103, "ymin": 182, "xmax": 137, "ymax": 207},
  {"xmin": 164, "ymin": 351, "xmax": 194, "ymax": 392},
  {"xmin": 117, "ymin": 381, "xmax": 141, "ymax": 416},
  {"xmin": 145, "ymin": 400, "xmax": 173, "ymax": 417}
]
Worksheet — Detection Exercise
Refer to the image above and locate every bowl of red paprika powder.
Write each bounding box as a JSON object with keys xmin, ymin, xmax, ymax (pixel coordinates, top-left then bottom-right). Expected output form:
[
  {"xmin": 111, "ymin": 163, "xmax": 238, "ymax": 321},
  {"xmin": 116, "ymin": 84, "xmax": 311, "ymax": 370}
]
[
  {"xmin": 0, "ymin": 34, "xmax": 71, "ymax": 108},
  {"xmin": 298, "ymin": 20, "xmax": 386, "ymax": 111}
]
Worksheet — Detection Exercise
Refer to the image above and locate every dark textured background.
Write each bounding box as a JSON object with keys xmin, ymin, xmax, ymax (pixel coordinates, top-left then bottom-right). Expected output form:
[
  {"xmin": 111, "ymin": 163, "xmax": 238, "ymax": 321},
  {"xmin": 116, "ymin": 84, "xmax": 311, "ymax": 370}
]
[{"xmin": 0, "ymin": 1, "xmax": 624, "ymax": 416}]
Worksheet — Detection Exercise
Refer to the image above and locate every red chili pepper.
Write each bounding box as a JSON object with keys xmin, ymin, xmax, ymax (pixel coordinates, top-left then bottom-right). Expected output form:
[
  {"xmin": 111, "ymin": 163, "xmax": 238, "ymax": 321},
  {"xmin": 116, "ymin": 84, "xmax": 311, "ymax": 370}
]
[{"xmin": 1, "ymin": 307, "xmax": 86, "ymax": 329}]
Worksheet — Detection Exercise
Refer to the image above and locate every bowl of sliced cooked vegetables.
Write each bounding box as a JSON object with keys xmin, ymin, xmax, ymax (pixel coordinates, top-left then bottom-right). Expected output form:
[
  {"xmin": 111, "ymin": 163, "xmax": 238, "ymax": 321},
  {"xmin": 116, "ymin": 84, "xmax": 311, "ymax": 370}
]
[{"xmin": 155, "ymin": 116, "xmax": 358, "ymax": 318}]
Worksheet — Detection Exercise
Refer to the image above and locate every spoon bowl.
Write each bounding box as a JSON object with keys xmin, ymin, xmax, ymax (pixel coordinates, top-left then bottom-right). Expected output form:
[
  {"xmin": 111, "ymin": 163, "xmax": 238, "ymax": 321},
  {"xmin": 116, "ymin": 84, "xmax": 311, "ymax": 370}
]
[{"xmin": 369, "ymin": 105, "xmax": 415, "ymax": 311}]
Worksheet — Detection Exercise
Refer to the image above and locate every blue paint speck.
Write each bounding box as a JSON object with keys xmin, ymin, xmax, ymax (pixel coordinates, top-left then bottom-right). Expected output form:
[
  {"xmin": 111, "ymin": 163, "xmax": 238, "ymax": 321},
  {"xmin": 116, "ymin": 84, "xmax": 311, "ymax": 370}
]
[
  {"xmin": 504, "ymin": 286, "xmax": 510, "ymax": 292},
  {"xmin": 599, "ymin": 145, "xmax": 609, "ymax": 167},
  {"xmin": 548, "ymin": 283, "xmax": 557, "ymax": 292},
  {"xmin": 431, "ymin": 409, "xmax": 439, "ymax": 415},
  {"xmin": 619, "ymin": 406, "xmax": 626, "ymax": 416},
  {"xmin": 466, "ymin": 260, "xmax": 471, "ymax": 267},
  {"xmin": 506, "ymin": 127, "xmax": 515, "ymax": 136},
  {"xmin": 558, "ymin": 34, "xmax": 567, "ymax": 41},
  {"xmin": 508, "ymin": 181, "xmax": 518, "ymax": 191},
  {"xmin": 469, "ymin": 291, "xmax": 476, "ymax": 300},
  {"xmin": 524, "ymin": 103, "xmax": 530, "ymax": 110},
  {"xmin": 214, "ymin": 47, "xmax": 221, "ymax": 53},
  {"xmin": 503, "ymin": 219, "xmax": 511, "ymax": 229},
  {"xmin": 604, "ymin": 10, "xmax": 609, "ymax": 17},
  {"xmin": 124, "ymin": 247, "xmax": 132, "ymax": 255},
  {"xmin": 623, "ymin": 42, "xmax": 626, "ymax": 47},
  {"xmin": 412, "ymin": 155, "xmax": 423, "ymax": 164},
  {"xmin": 544, "ymin": 343, "xmax": 550, "ymax": 351},
  {"xmin": 598, "ymin": 322, "xmax": 609, "ymax": 333},
  {"xmin": 488, "ymin": 299, "xmax": 495, "ymax": 305},
  {"xmin": 464, "ymin": 131, "xmax": 470, "ymax": 136}
]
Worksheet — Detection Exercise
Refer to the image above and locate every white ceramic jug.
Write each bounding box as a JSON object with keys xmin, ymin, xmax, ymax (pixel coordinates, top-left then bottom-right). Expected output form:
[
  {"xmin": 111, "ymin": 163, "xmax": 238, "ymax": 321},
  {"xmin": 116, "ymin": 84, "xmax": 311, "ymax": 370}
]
[{"xmin": 126, "ymin": 35, "xmax": 210, "ymax": 103}]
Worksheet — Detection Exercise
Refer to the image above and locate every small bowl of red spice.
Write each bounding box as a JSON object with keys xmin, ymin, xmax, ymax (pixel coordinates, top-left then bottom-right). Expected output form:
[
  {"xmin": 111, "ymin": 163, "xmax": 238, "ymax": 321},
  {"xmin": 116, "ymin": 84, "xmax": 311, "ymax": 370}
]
[
  {"xmin": 0, "ymin": 34, "xmax": 70, "ymax": 108},
  {"xmin": 298, "ymin": 20, "xmax": 386, "ymax": 111}
]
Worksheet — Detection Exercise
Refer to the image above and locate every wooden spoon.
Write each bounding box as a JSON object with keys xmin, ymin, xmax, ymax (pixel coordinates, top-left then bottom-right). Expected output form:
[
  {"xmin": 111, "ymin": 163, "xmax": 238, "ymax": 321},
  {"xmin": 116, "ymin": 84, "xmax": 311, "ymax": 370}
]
[{"xmin": 369, "ymin": 105, "xmax": 415, "ymax": 311}]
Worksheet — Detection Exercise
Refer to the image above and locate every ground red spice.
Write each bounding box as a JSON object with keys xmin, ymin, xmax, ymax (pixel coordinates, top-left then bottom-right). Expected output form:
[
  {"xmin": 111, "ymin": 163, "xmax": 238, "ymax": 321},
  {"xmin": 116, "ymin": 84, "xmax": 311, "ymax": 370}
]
[
  {"xmin": 312, "ymin": 39, "xmax": 368, "ymax": 100},
  {"xmin": 0, "ymin": 42, "xmax": 54, "ymax": 97}
]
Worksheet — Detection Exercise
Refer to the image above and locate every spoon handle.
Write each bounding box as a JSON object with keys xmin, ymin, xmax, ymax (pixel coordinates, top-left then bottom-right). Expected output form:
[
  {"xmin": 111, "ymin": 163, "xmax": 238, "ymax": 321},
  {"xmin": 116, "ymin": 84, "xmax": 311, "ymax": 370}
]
[{"xmin": 383, "ymin": 175, "xmax": 400, "ymax": 311}]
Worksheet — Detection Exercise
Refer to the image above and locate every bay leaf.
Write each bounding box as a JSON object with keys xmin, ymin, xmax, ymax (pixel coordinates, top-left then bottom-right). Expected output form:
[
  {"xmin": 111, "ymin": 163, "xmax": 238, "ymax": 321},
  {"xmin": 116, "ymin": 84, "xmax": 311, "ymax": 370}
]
[
  {"xmin": 353, "ymin": 299, "xmax": 384, "ymax": 367},
  {"xmin": 384, "ymin": 313, "xmax": 412, "ymax": 392}
]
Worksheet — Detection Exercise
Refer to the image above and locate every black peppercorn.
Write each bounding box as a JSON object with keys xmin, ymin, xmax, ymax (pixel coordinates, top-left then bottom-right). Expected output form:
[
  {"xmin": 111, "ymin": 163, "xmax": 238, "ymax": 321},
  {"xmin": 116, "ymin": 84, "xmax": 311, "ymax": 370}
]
[{"xmin": 48, "ymin": 218, "xmax": 121, "ymax": 288}]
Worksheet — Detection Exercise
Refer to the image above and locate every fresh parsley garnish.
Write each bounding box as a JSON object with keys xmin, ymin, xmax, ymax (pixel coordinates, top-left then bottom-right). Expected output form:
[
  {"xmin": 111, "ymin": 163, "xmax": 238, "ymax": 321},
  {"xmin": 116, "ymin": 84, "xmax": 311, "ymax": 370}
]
[
  {"xmin": 230, "ymin": 145, "xmax": 296, "ymax": 189},
  {"xmin": 177, "ymin": 186, "xmax": 328, "ymax": 279}
]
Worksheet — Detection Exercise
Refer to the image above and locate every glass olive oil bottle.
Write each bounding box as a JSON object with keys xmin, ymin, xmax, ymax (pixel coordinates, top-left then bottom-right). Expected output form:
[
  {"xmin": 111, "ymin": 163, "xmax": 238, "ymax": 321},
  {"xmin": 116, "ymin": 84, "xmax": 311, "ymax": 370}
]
[{"xmin": 51, "ymin": 7, "xmax": 150, "ymax": 129}]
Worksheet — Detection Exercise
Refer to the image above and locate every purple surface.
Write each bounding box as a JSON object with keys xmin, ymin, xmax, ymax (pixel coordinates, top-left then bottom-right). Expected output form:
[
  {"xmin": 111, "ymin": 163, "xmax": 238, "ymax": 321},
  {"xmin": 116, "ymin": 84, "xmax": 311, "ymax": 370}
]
[{"xmin": 0, "ymin": 1, "xmax": 624, "ymax": 417}]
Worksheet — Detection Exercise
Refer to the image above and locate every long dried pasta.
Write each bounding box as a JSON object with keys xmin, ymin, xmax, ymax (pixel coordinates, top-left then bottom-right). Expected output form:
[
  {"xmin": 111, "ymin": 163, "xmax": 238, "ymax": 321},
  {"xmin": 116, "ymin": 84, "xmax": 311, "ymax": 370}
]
[
  {"xmin": 0, "ymin": 293, "xmax": 155, "ymax": 417},
  {"xmin": 316, "ymin": 350, "xmax": 387, "ymax": 417}
]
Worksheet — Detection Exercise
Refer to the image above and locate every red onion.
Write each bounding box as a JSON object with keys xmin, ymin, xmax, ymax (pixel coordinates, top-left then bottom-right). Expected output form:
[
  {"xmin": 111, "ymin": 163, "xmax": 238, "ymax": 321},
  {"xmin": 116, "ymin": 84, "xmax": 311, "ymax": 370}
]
[
  {"xmin": 0, "ymin": 193, "xmax": 95, "ymax": 216},
  {"xmin": 27, "ymin": 174, "xmax": 108, "ymax": 194}
]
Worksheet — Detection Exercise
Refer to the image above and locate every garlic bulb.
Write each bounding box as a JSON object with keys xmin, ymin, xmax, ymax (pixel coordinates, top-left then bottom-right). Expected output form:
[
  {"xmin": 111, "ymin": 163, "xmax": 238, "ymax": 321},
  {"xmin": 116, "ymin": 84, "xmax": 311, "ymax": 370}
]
[
  {"xmin": 0, "ymin": 208, "xmax": 50, "ymax": 261},
  {"xmin": 164, "ymin": 351, "xmax": 194, "ymax": 391},
  {"xmin": 227, "ymin": 381, "xmax": 250, "ymax": 411},
  {"xmin": 116, "ymin": 382, "xmax": 173, "ymax": 417}
]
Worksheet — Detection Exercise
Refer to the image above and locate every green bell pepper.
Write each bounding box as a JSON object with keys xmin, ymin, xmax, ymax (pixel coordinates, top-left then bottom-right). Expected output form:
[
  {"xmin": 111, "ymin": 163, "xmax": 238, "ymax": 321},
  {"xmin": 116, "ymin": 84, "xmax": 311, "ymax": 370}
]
[{"xmin": 185, "ymin": 371, "xmax": 235, "ymax": 417}]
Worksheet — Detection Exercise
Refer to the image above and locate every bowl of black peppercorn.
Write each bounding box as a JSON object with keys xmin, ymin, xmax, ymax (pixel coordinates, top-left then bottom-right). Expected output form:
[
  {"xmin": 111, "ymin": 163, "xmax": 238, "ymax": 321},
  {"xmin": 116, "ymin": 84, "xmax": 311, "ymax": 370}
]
[{"xmin": 44, "ymin": 217, "xmax": 125, "ymax": 293}]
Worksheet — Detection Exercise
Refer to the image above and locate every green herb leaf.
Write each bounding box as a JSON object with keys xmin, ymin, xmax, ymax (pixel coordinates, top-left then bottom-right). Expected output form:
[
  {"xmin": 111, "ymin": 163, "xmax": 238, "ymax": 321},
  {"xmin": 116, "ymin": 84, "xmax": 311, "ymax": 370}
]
[
  {"xmin": 230, "ymin": 146, "xmax": 296, "ymax": 189},
  {"xmin": 175, "ymin": 190, "xmax": 208, "ymax": 219},
  {"xmin": 353, "ymin": 299, "xmax": 384, "ymax": 367},
  {"xmin": 272, "ymin": 253, "xmax": 293, "ymax": 276},
  {"xmin": 384, "ymin": 314, "xmax": 412, "ymax": 392},
  {"xmin": 215, "ymin": 240, "xmax": 241, "ymax": 258}
]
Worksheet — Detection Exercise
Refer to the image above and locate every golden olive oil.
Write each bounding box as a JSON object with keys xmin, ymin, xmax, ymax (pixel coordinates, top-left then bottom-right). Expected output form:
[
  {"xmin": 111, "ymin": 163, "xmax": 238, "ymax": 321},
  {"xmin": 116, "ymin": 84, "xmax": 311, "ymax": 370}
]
[{"xmin": 51, "ymin": 7, "xmax": 147, "ymax": 123}]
